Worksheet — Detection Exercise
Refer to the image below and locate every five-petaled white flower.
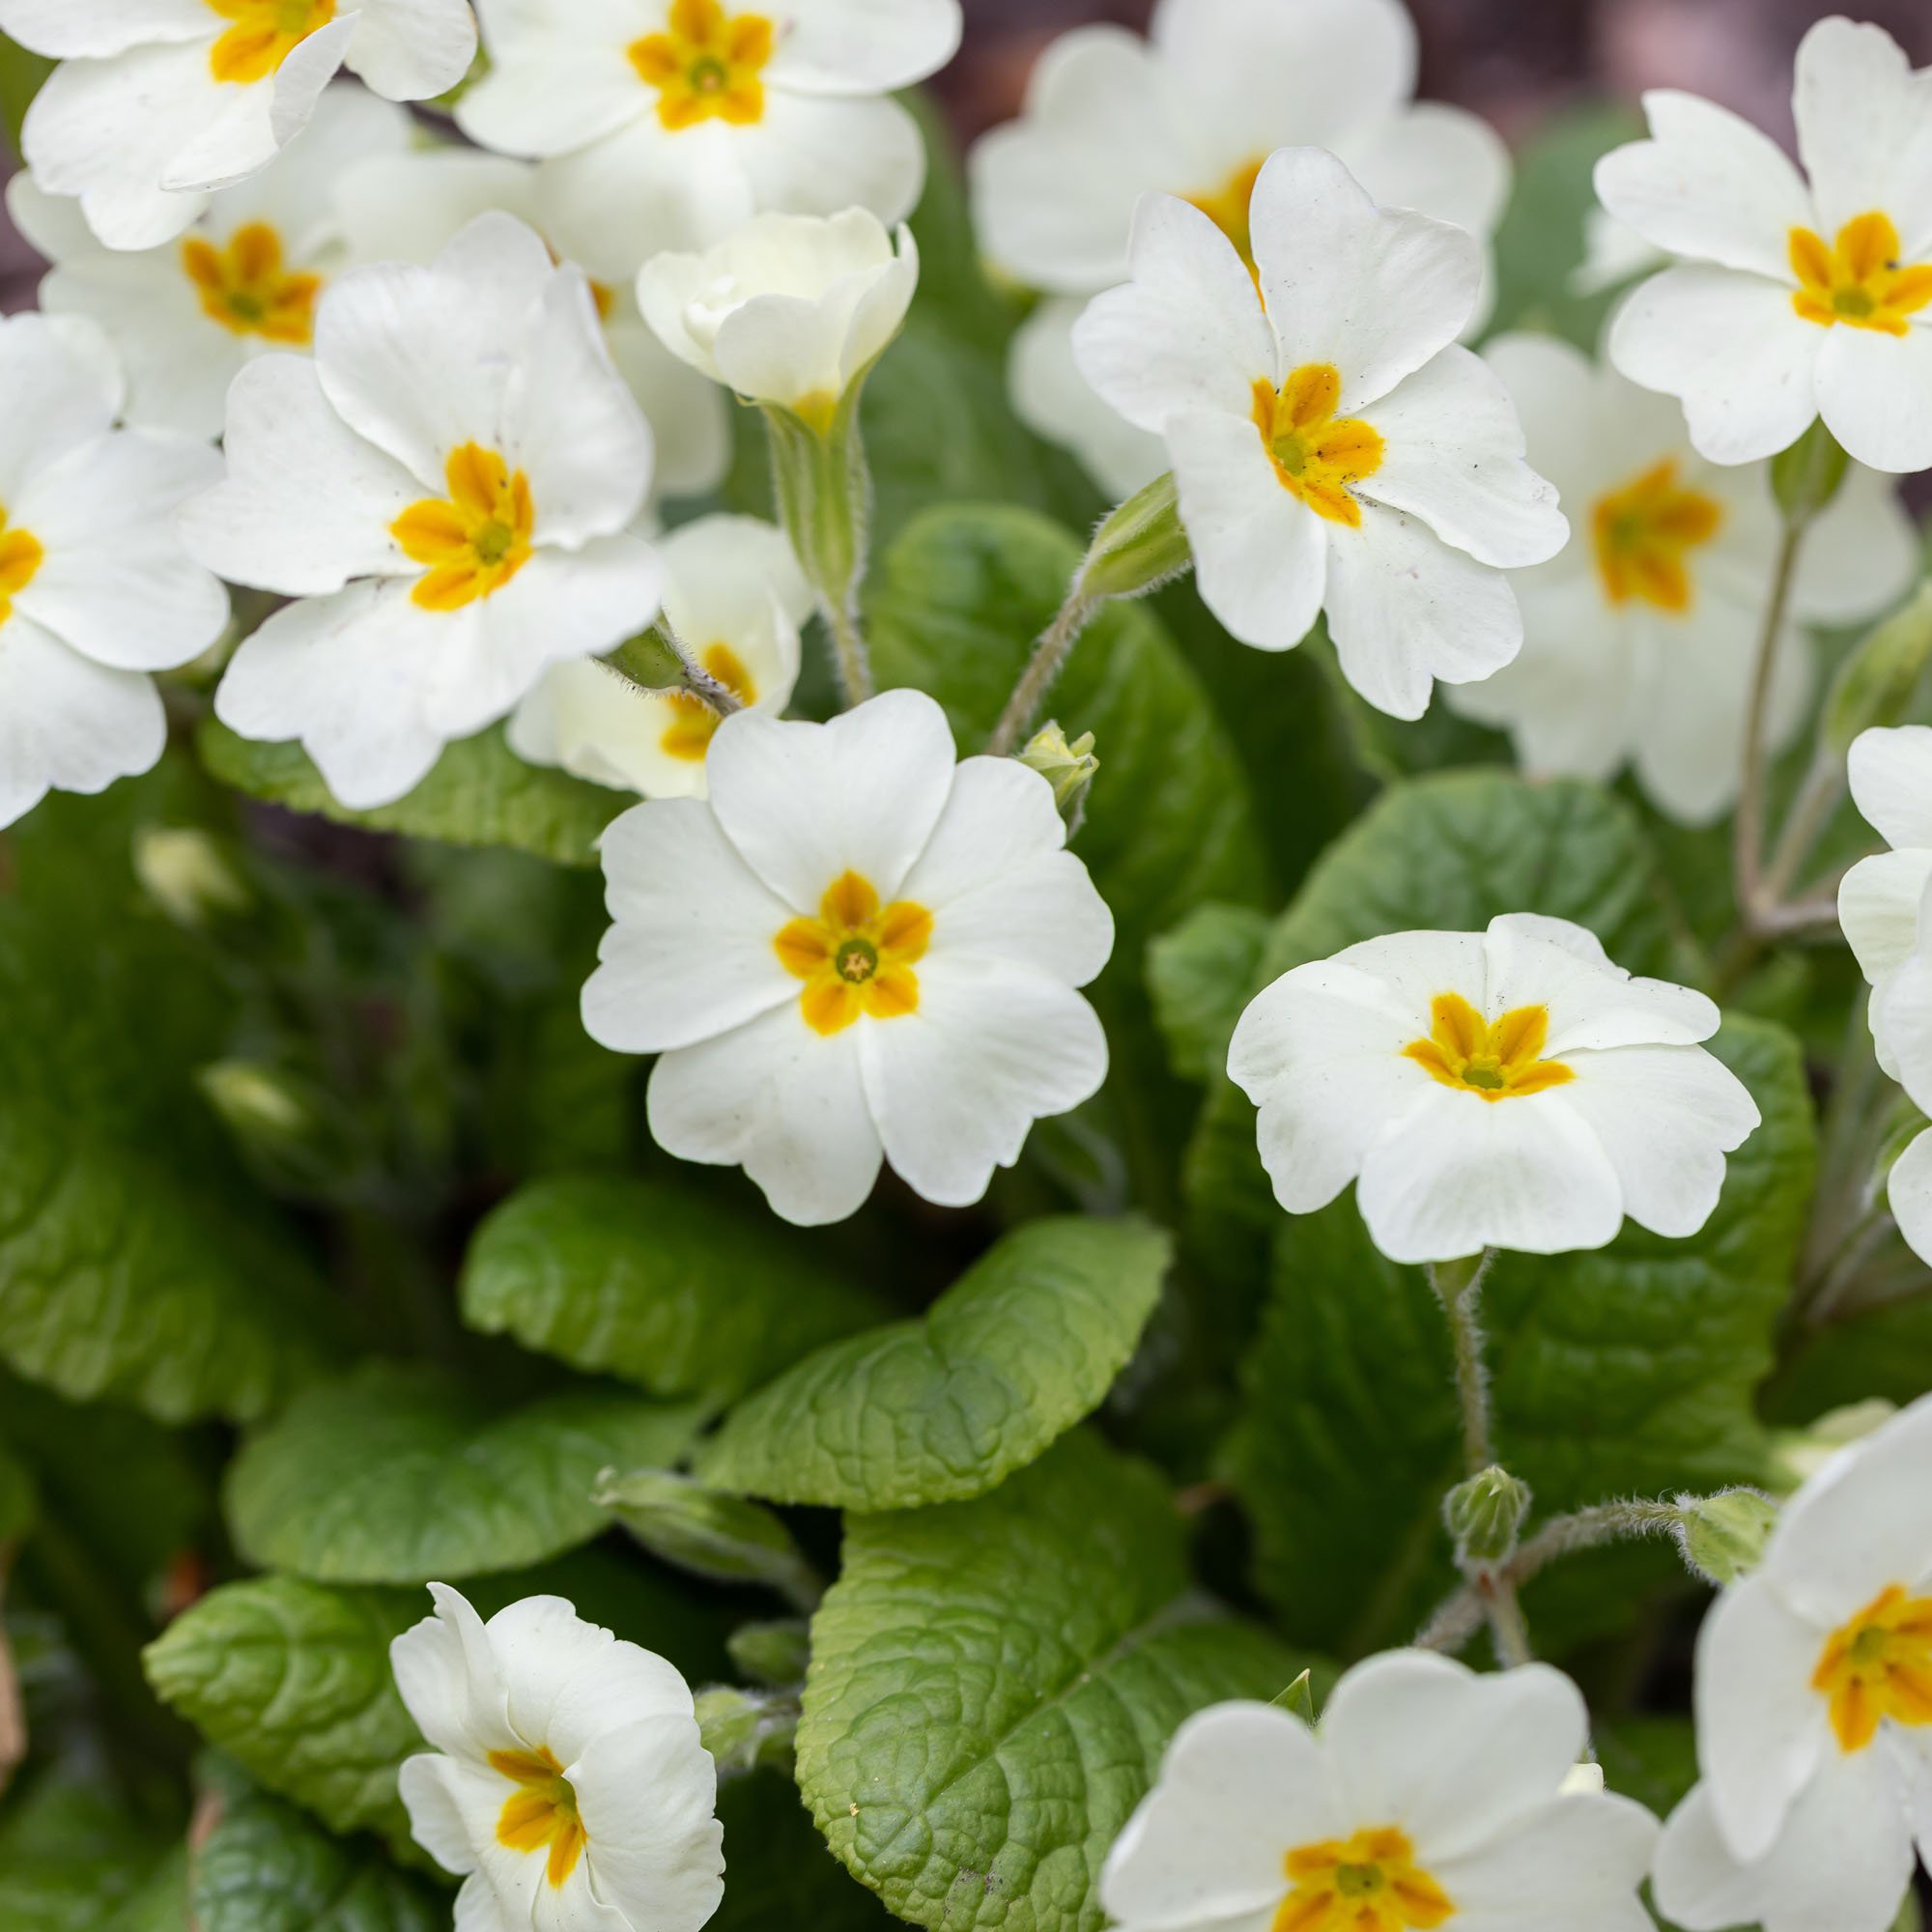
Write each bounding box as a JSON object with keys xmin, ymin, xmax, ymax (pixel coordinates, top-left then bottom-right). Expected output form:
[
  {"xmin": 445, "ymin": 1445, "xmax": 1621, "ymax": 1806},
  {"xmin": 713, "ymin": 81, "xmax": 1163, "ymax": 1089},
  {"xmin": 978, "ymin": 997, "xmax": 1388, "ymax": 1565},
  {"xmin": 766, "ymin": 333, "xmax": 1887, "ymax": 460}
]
[
  {"xmin": 1598, "ymin": 16, "xmax": 1932, "ymax": 472},
  {"xmin": 454, "ymin": 0, "xmax": 961, "ymax": 282},
  {"xmin": 1072, "ymin": 147, "xmax": 1567, "ymax": 721},
  {"xmin": 1652, "ymin": 1393, "xmax": 1932, "ymax": 1932},
  {"xmin": 9, "ymin": 85, "xmax": 412, "ymax": 441},
  {"xmin": 180, "ymin": 212, "xmax": 663, "ymax": 812},
  {"xmin": 582, "ymin": 687, "xmax": 1114, "ymax": 1226},
  {"xmin": 1101, "ymin": 1650, "xmax": 1660, "ymax": 1932},
  {"xmin": 1227, "ymin": 912, "xmax": 1760, "ymax": 1264},
  {"xmin": 637, "ymin": 208, "xmax": 918, "ymax": 425},
  {"xmin": 332, "ymin": 140, "xmax": 730, "ymax": 503},
  {"xmin": 0, "ymin": 314, "xmax": 229, "ymax": 829},
  {"xmin": 392, "ymin": 1582, "xmax": 724, "ymax": 1932},
  {"xmin": 1448, "ymin": 333, "xmax": 1916, "ymax": 825},
  {"xmin": 972, "ymin": 0, "xmax": 1511, "ymax": 499},
  {"xmin": 510, "ymin": 514, "xmax": 810, "ymax": 800},
  {"xmin": 0, "ymin": 0, "xmax": 476, "ymax": 253}
]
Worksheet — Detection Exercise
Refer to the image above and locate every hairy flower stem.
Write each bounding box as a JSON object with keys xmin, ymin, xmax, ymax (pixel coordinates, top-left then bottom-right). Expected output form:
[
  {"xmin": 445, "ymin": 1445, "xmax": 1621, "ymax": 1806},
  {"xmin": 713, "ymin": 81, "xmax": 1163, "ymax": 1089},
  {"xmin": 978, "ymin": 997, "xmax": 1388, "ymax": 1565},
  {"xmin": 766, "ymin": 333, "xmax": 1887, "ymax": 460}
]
[
  {"xmin": 1427, "ymin": 1251, "xmax": 1499, "ymax": 1476},
  {"xmin": 1734, "ymin": 515, "xmax": 1810, "ymax": 929},
  {"xmin": 607, "ymin": 620, "xmax": 744, "ymax": 717},
  {"xmin": 989, "ymin": 590, "xmax": 1099, "ymax": 756}
]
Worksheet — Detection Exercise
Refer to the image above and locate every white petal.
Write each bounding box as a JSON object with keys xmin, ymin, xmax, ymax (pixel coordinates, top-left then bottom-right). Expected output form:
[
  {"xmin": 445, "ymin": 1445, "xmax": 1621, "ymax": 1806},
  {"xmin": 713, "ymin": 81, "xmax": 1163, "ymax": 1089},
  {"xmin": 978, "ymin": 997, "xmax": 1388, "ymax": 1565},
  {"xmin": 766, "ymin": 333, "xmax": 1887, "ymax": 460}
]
[
  {"xmin": 1793, "ymin": 16, "xmax": 1932, "ymax": 251},
  {"xmin": 1594, "ymin": 91, "xmax": 1815, "ymax": 281},
  {"xmin": 1356, "ymin": 1082, "xmax": 1625, "ymax": 1262},
  {"xmin": 1840, "ymin": 850, "xmax": 1932, "ymax": 992},
  {"xmin": 1653, "ymin": 1758, "xmax": 1916, "ymax": 1932},
  {"xmin": 1338, "ymin": 99, "xmax": 1512, "ymax": 242},
  {"xmin": 1429, "ymin": 1790, "xmax": 1659, "ymax": 1932},
  {"xmin": 1690, "ymin": 1574, "xmax": 1834, "ymax": 1861},
  {"xmin": 0, "ymin": 616, "xmax": 164, "ymax": 828},
  {"xmin": 0, "ymin": 0, "xmax": 211, "ymax": 59},
  {"xmin": 1889, "ymin": 1126, "xmax": 1932, "ymax": 1269},
  {"xmin": 395, "ymin": 1753, "xmax": 489, "ymax": 1878},
  {"xmin": 606, "ymin": 315, "xmax": 730, "ymax": 501},
  {"xmin": 1250, "ymin": 146, "xmax": 1480, "ymax": 414},
  {"xmin": 1791, "ymin": 463, "xmax": 1919, "ymax": 624},
  {"xmin": 572, "ymin": 1716, "xmax": 724, "ymax": 1932},
  {"xmin": 388, "ymin": 1582, "xmax": 517, "ymax": 1761},
  {"xmin": 1099, "ymin": 1701, "xmax": 1343, "ymax": 1930},
  {"xmin": 859, "ymin": 964, "xmax": 1109, "ymax": 1208},
  {"xmin": 660, "ymin": 514, "xmax": 811, "ymax": 643},
  {"xmin": 1167, "ymin": 407, "xmax": 1326, "ymax": 653},
  {"xmin": 11, "ymin": 430, "xmax": 227, "ymax": 671},
  {"xmin": 0, "ymin": 312, "xmax": 123, "ymax": 503},
  {"xmin": 1323, "ymin": 505, "xmax": 1522, "ymax": 722},
  {"xmin": 1070, "ymin": 194, "xmax": 1274, "ymax": 434},
  {"xmin": 1875, "ymin": 940, "xmax": 1932, "ymax": 1118},
  {"xmin": 764, "ymin": 0, "xmax": 960, "ymax": 95},
  {"xmin": 344, "ymin": 0, "xmax": 478, "ymax": 101},
  {"xmin": 702, "ymin": 688, "xmax": 957, "ymax": 912},
  {"xmin": 646, "ymin": 1008, "xmax": 883, "ymax": 1227},
  {"xmin": 732, "ymin": 93, "xmax": 928, "ymax": 233},
  {"xmin": 1320, "ymin": 1652, "xmax": 1589, "ymax": 1859},
  {"xmin": 1357, "ymin": 346, "xmax": 1568, "ymax": 568},
  {"xmin": 1480, "ymin": 330, "xmax": 1617, "ymax": 513},
  {"xmin": 581, "ymin": 798, "xmax": 796, "ymax": 1057},
  {"xmin": 454, "ymin": 10, "xmax": 645, "ymax": 161},
  {"xmin": 1009, "ymin": 298, "xmax": 1169, "ymax": 500},
  {"xmin": 179, "ymin": 354, "xmax": 420, "ymax": 595},
  {"xmin": 1481, "ymin": 916, "xmax": 1718, "ymax": 1052},
  {"xmin": 1608, "ymin": 266, "xmax": 1822, "ymax": 467},
  {"xmin": 1815, "ymin": 323, "xmax": 1932, "ymax": 477},
  {"xmin": 1850, "ymin": 726, "xmax": 1932, "ymax": 852},
  {"xmin": 161, "ymin": 30, "xmax": 342, "ymax": 196},
  {"xmin": 5, "ymin": 169, "xmax": 100, "ymax": 260},
  {"xmin": 335, "ymin": 146, "xmax": 540, "ymax": 267}
]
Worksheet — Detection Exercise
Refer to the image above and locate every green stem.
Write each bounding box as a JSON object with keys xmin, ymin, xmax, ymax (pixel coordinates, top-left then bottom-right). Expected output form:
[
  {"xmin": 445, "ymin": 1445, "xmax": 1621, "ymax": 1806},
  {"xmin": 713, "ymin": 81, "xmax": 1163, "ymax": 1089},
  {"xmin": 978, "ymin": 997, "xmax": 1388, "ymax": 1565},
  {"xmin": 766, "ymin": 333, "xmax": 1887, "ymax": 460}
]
[
  {"xmin": 988, "ymin": 589, "xmax": 1099, "ymax": 756},
  {"xmin": 763, "ymin": 398, "xmax": 874, "ymax": 707},
  {"xmin": 1733, "ymin": 515, "xmax": 1809, "ymax": 929},
  {"xmin": 1427, "ymin": 1251, "xmax": 1498, "ymax": 1476},
  {"xmin": 1759, "ymin": 745, "xmax": 1845, "ymax": 908}
]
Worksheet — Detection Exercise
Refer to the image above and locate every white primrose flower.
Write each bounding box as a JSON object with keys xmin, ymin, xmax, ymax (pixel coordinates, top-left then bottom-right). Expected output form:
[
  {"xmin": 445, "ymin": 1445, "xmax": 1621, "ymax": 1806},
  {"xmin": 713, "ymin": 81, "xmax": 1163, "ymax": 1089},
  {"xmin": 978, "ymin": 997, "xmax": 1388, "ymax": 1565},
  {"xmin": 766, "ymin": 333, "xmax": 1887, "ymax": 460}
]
[
  {"xmin": 1072, "ymin": 147, "xmax": 1567, "ymax": 721},
  {"xmin": 333, "ymin": 141, "xmax": 730, "ymax": 502},
  {"xmin": 8, "ymin": 86, "xmax": 412, "ymax": 441},
  {"xmin": 454, "ymin": 0, "xmax": 962, "ymax": 282},
  {"xmin": 0, "ymin": 314, "xmax": 230, "ymax": 828},
  {"xmin": 637, "ymin": 208, "xmax": 918, "ymax": 425},
  {"xmin": 0, "ymin": 0, "xmax": 476, "ymax": 253},
  {"xmin": 180, "ymin": 212, "xmax": 663, "ymax": 811},
  {"xmin": 1598, "ymin": 16, "xmax": 1932, "ymax": 471},
  {"xmin": 509, "ymin": 514, "xmax": 810, "ymax": 800},
  {"xmin": 582, "ymin": 687, "xmax": 1114, "ymax": 1226},
  {"xmin": 1101, "ymin": 1650, "xmax": 1659, "ymax": 1932},
  {"xmin": 972, "ymin": 0, "xmax": 1511, "ymax": 499},
  {"xmin": 1840, "ymin": 725, "xmax": 1932, "ymax": 1081},
  {"xmin": 1447, "ymin": 333, "xmax": 1917, "ymax": 825},
  {"xmin": 391, "ymin": 1583, "xmax": 724, "ymax": 1932},
  {"xmin": 1652, "ymin": 1393, "xmax": 1932, "ymax": 1932},
  {"xmin": 1227, "ymin": 912, "xmax": 1759, "ymax": 1264}
]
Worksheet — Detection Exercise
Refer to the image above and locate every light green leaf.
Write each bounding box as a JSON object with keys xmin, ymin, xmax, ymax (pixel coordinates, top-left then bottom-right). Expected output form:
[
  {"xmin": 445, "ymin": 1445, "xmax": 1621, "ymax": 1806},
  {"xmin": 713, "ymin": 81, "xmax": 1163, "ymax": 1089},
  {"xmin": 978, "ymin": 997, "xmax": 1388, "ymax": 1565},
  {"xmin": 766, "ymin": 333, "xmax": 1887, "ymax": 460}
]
[
  {"xmin": 224, "ymin": 1363, "xmax": 703, "ymax": 1583},
  {"xmin": 796, "ymin": 1432, "xmax": 1304, "ymax": 1932},
  {"xmin": 696, "ymin": 1216, "xmax": 1170, "ymax": 1510},
  {"xmin": 1147, "ymin": 903, "xmax": 1271, "ymax": 1082},
  {"xmin": 101, "ymin": 1846, "xmax": 190, "ymax": 1932},
  {"xmin": 144, "ymin": 1577, "xmax": 425, "ymax": 1843},
  {"xmin": 190, "ymin": 1782, "xmax": 440, "ymax": 1932},
  {"xmin": 598, "ymin": 1469, "xmax": 821, "ymax": 1608},
  {"xmin": 1227, "ymin": 1016, "xmax": 1816, "ymax": 1656},
  {"xmin": 197, "ymin": 719, "xmax": 624, "ymax": 868},
  {"xmin": 460, "ymin": 1175, "xmax": 885, "ymax": 1405}
]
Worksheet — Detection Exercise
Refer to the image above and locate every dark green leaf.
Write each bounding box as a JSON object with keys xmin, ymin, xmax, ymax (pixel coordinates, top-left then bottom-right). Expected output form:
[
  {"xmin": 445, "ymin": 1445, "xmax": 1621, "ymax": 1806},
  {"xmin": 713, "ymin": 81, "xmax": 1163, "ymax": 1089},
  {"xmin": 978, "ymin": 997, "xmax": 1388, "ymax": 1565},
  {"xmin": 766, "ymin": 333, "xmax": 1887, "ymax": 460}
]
[
  {"xmin": 0, "ymin": 1775, "xmax": 174, "ymax": 1930},
  {"xmin": 1147, "ymin": 903, "xmax": 1271, "ymax": 1082},
  {"xmin": 713, "ymin": 1770, "xmax": 895, "ymax": 1932}
]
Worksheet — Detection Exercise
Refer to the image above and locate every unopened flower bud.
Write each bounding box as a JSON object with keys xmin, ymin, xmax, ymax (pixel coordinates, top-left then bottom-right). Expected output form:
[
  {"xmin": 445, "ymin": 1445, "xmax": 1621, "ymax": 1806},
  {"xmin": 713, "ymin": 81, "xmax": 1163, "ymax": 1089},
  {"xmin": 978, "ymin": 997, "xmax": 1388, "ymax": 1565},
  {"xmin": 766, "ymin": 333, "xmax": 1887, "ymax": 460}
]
[
  {"xmin": 1018, "ymin": 721, "xmax": 1099, "ymax": 828},
  {"xmin": 693, "ymin": 1685, "xmax": 798, "ymax": 1777},
  {"xmin": 1675, "ymin": 1489, "xmax": 1779, "ymax": 1586},
  {"xmin": 1771, "ymin": 1398, "xmax": 1898, "ymax": 1491},
  {"xmin": 1444, "ymin": 1465, "xmax": 1532, "ymax": 1567},
  {"xmin": 1076, "ymin": 471, "xmax": 1192, "ymax": 605},
  {"xmin": 133, "ymin": 827, "xmax": 250, "ymax": 929}
]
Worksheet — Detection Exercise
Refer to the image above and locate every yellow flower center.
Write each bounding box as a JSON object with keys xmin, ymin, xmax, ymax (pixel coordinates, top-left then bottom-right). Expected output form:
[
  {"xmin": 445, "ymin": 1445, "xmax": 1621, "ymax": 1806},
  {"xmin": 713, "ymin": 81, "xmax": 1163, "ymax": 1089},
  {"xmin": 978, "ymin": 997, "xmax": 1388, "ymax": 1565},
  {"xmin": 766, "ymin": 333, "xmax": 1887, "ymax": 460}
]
[
  {"xmin": 391, "ymin": 444, "xmax": 536, "ymax": 613},
  {"xmin": 0, "ymin": 506, "xmax": 45, "ymax": 627},
  {"xmin": 1186, "ymin": 156, "xmax": 1266, "ymax": 281},
  {"xmin": 1251, "ymin": 365, "xmax": 1384, "ymax": 528},
  {"xmin": 1277, "ymin": 1827, "xmax": 1453, "ymax": 1932},
  {"xmin": 1789, "ymin": 212, "xmax": 1932, "ymax": 336},
  {"xmin": 775, "ymin": 869, "xmax": 932, "ymax": 1037},
  {"xmin": 1590, "ymin": 456, "xmax": 1723, "ymax": 613},
  {"xmin": 207, "ymin": 0, "xmax": 337, "ymax": 85},
  {"xmin": 182, "ymin": 223, "xmax": 321, "ymax": 345},
  {"xmin": 1403, "ymin": 991, "xmax": 1576, "ymax": 1101},
  {"xmin": 489, "ymin": 1747, "xmax": 585, "ymax": 1889},
  {"xmin": 1813, "ymin": 1583, "xmax": 1932, "ymax": 1753},
  {"xmin": 661, "ymin": 642, "xmax": 757, "ymax": 762},
  {"xmin": 630, "ymin": 0, "xmax": 774, "ymax": 131}
]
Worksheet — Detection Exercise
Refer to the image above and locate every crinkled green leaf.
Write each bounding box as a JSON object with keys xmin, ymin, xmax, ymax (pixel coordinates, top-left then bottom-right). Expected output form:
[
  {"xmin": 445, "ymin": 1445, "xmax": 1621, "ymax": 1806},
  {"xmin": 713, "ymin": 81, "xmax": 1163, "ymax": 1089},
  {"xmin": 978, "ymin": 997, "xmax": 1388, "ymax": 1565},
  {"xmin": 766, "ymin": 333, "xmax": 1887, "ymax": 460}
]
[
  {"xmin": 197, "ymin": 719, "xmax": 623, "ymax": 868},
  {"xmin": 1227, "ymin": 1017, "xmax": 1815, "ymax": 1656},
  {"xmin": 696, "ymin": 1216, "xmax": 1170, "ymax": 1510},
  {"xmin": 224, "ymin": 1363, "xmax": 703, "ymax": 1583},
  {"xmin": 1147, "ymin": 903, "xmax": 1270, "ymax": 1082},
  {"xmin": 797, "ymin": 1432, "xmax": 1303, "ymax": 1932},
  {"xmin": 460, "ymin": 1175, "xmax": 885, "ymax": 1405}
]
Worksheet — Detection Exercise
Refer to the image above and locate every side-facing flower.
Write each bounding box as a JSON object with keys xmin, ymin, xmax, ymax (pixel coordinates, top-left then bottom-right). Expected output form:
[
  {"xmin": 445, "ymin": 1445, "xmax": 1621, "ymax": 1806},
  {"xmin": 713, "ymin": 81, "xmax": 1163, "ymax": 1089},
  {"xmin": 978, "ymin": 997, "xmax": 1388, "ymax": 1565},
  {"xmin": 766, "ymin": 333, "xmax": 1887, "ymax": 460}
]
[
  {"xmin": 455, "ymin": 0, "xmax": 961, "ymax": 281},
  {"xmin": 582, "ymin": 687, "xmax": 1114, "ymax": 1225},
  {"xmin": 1101, "ymin": 1650, "xmax": 1659, "ymax": 1932},
  {"xmin": 392, "ymin": 1583, "xmax": 724, "ymax": 1932},
  {"xmin": 333, "ymin": 141, "xmax": 730, "ymax": 501},
  {"xmin": 1652, "ymin": 1393, "xmax": 1932, "ymax": 1932},
  {"xmin": 1448, "ymin": 333, "xmax": 1916, "ymax": 824},
  {"xmin": 0, "ymin": 314, "xmax": 229, "ymax": 828},
  {"xmin": 509, "ymin": 514, "xmax": 810, "ymax": 800},
  {"xmin": 973, "ymin": 0, "xmax": 1510, "ymax": 497},
  {"xmin": 181, "ymin": 213, "xmax": 662, "ymax": 811},
  {"xmin": 1598, "ymin": 16, "xmax": 1932, "ymax": 470},
  {"xmin": 1839, "ymin": 725, "xmax": 1932, "ymax": 1078},
  {"xmin": 1072, "ymin": 147, "xmax": 1566, "ymax": 720},
  {"xmin": 9, "ymin": 85, "xmax": 412, "ymax": 440},
  {"xmin": 1228, "ymin": 912, "xmax": 1759, "ymax": 1263},
  {"xmin": 0, "ymin": 0, "xmax": 476, "ymax": 252}
]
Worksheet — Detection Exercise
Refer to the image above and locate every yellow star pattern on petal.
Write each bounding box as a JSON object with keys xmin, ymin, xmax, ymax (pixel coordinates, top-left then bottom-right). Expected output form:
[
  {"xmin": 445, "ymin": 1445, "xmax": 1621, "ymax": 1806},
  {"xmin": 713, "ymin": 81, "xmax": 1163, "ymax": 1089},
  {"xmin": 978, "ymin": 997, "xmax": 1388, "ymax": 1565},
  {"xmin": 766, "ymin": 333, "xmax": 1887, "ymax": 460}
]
[
  {"xmin": 775, "ymin": 869, "xmax": 932, "ymax": 1037},
  {"xmin": 1403, "ymin": 992, "xmax": 1576, "ymax": 1101},
  {"xmin": 630, "ymin": 0, "xmax": 775, "ymax": 131},
  {"xmin": 1251, "ymin": 364, "xmax": 1385, "ymax": 527},
  {"xmin": 391, "ymin": 444, "xmax": 537, "ymax": 613}
]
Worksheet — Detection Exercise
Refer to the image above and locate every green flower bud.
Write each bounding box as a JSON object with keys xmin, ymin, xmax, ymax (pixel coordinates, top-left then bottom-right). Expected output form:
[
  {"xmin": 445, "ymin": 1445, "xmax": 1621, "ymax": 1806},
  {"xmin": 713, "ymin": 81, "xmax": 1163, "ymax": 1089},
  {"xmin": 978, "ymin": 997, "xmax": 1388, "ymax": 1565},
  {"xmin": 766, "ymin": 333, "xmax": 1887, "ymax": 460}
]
[
  {"xmin": 693, "ymin": 1686, "xmax": 799, "ymax": 1778},
  {"xmin": 727, "ymin": 1619, "xmax": 810, "ymax": 1689},
  {"xmin": 132, "ymin": 827, "xmax": 250, "ymax": 929},
  {"xmin": 595, "ymin": 1468, "xmax": 820, "ymax": 1610},
  {"xmin": 1077, "ymin": 472, "xmax": 1192, "ymax": 605},
  {"xmin": 1444, "ymin": 1465, "xmax": 1533, "ymax": 1567},
  {"xmin": 1676, "ymin": 1489, "xmax": 1779, "ymax": 1586},
  {"xmin": 1017, "ymin": 721, "xmax": 1099, "ymax": 828}
]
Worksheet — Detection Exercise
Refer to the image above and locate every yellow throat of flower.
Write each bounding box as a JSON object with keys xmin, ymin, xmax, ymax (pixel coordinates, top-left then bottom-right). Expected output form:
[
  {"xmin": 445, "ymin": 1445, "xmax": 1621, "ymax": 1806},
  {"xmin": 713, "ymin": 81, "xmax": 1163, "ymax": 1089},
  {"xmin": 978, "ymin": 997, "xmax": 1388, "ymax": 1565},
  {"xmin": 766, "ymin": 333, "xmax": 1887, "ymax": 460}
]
[
  {"xmin": 489, "ymin": 1746, "xmax": 586, "ymax": 1889},
  {"xmin": 183, "ymin": 223, "xmax": 320, "ymax": 345},
  {"xmin": 1789, "ymin": 212, "xmax": 1932, "ymax": 336},
  {"xmin": 1186, "ymin": 156, "xmax": 1266, "ymax": 283},
  {"xmin": 207, "ymin": 0, "xmax": 337, "ymax": 85},
  {"xmin": 1403, "ymin": 992, "xmax": 1575, "ymax": 1101},
  {"xmin": 391, "ymin": 444, "xmax": 537, "ymax": 613},
  {"xmin": 630, "ymin": 0, "xmax": 774, "ymax": 130},
  {"xmin": 775, "ymin": 869, "xmax": 932, "ymax": 1037},
  {"xmin": 660, "ymin": 642, "xmax": 757, "ymax": 762},
  {"xmin": 0, "ymin": 506, "xmax": 45, "ymax": 628},
  {"xmin": 1813, "ymin": 1583, "xmax": 1932, "ymax": 1752},
  {"xmin": 1276, "ymin": 1826, "xmax": 1453, "ymax": 1932},
  {"xmin": 1591, "ymin": 457, "xmax": 1723, "ymax": 613},
  {"xmin": 1251, "ymin": 364, "xmax": 1384, "ymax": 528}
]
